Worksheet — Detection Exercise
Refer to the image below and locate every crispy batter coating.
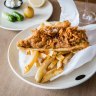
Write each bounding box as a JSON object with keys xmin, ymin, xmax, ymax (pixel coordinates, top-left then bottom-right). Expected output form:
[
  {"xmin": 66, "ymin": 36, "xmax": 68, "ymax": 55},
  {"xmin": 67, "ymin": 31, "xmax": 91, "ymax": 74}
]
[{"xmin": 17, "ymin": 21, "xmax": 89, "ymax": 49}]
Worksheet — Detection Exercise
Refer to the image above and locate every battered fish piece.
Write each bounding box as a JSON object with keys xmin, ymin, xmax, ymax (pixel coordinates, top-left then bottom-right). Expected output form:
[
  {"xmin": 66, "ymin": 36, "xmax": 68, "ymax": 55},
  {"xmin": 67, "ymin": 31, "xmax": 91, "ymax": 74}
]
[{"xmin": 17, "ymin": 21, "xmax": 89, "ymax": 51}]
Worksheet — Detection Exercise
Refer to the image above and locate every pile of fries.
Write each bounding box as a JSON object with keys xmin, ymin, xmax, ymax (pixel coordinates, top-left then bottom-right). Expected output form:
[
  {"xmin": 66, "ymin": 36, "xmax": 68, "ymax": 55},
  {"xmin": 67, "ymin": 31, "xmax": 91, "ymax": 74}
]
[{"xmin": 24, "ymin": 49, "xmax": 74, "ymax": 83}]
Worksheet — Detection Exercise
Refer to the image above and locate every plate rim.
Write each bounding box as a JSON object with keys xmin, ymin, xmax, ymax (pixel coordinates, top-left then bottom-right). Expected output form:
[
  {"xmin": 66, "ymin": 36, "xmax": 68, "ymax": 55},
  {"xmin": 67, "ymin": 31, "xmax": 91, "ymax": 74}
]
[
  {"xmin": 7, "ymin": 23, "xmax": 96, "ymax": 89},
  {"xmin": 0, "ymin": 0, "xmax": 53, "ymax": 31}
]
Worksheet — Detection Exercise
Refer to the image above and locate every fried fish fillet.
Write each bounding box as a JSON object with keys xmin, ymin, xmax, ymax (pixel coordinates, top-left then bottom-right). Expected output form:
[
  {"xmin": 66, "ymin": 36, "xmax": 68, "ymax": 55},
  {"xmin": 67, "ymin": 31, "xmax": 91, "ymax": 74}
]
[{"xmin": 17, "ymin": 21, "xmax": 89, "ymax": 52}]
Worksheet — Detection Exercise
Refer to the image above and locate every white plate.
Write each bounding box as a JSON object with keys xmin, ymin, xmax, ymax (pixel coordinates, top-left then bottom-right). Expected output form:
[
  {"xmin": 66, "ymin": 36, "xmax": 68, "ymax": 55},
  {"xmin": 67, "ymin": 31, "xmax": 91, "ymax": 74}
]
[
  {"xmin": 8, "ymin": 24, "xmax": 96, "ymax": 89},
  {"xmin": 0, "ymin": 0, "xmax": 53, "ymax": 31}
]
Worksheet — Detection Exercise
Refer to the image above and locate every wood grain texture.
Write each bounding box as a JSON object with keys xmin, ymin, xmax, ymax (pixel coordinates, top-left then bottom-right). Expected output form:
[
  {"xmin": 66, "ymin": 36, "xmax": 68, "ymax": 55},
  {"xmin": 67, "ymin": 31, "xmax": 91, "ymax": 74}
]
[
  {"xmin": 78, "ymin": 0, "xmax": 96, "ymax": 3},
  {"xmin": 0, "ymin": 1, "xmax": 96, "ymax": 96}
]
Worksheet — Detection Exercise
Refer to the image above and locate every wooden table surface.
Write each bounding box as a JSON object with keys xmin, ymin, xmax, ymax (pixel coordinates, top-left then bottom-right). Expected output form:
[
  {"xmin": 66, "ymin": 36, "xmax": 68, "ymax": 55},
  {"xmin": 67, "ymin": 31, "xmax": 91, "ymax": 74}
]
[{"xmin": 0, "ymin": 1, "xmax": 96, "ymax": 96}]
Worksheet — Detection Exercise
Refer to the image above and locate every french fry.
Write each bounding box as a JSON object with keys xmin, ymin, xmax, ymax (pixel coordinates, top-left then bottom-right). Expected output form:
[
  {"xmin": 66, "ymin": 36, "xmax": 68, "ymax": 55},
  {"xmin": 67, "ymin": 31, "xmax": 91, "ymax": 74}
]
[
  {"xmin": 35, "ymin": 56, "xmax": 55, "ymax": 83},
  {"xmin": 41, "ymin": 68, "xmax": 63, "ymax": 83},
  {"xmin": 56, "ymin": 54, "xmax": 65, "ymax": 69},
  {"xmin": 35, "ymin": 61, "xmax": 40, "ymax": 68},
  {"xmin": 49, "ymin": 51, "xmax": 57, "ymax": 56},
  {"xmin": 63, "ymin": 53, "xmax": 73, "ymax": 64},
  {"xmin": 48, "ymin": 59, "xmax": 58, "ymax": 70},
  {"xmin": 56, "ymin": 54, "xmax": 64, "ymax": 61},
  {"xmin": 57, "ymin": 61, "xmax": 63, "ymax": 69},
  {"xmin": 24, "ymin": 51, "xmax": 39, "ymax": 74},
  {"xmin": 49, "ymin": 50, "xmax": 54, "ymax": 56},
  {"xmin": 40, "ymin": 53, "xmax": 47, "ymax": 58},
  {"xmin": 38, "ymin": 58, "xmax": 44, "ymax": 64}
]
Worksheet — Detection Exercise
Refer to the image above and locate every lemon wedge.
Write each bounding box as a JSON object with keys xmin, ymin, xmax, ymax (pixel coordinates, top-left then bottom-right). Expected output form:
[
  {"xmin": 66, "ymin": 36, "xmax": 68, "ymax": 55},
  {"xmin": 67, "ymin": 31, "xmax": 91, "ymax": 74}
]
[{"xmin": 28, "ymin": 0, "xmax": 46, "ymax": 8}]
